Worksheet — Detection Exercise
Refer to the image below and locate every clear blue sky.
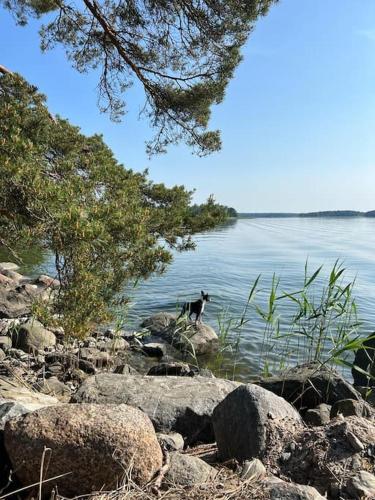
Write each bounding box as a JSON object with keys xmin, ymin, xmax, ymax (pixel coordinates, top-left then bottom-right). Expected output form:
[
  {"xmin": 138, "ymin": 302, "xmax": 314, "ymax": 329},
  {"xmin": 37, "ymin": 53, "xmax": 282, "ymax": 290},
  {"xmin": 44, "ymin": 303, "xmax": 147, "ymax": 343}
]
[{"xmin": 1, "ymin": 0, "xmax": 375, "ymax": 212}]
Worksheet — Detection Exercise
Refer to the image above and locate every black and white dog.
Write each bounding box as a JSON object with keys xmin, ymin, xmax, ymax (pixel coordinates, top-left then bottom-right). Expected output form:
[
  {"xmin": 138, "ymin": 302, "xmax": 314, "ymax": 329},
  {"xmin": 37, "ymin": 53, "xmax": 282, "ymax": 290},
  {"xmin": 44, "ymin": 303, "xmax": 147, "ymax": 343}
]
[{"xmin": 179, "ymin": 291, "xmax": 211, "ymax": 323}]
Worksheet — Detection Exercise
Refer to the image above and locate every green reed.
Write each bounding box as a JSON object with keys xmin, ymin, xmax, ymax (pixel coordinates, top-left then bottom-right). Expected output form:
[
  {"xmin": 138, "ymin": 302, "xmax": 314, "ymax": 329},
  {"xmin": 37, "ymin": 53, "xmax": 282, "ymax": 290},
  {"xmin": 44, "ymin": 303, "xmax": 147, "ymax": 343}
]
[{"xmin": 249, "ymin": 260, "xmax": 364, "ymax": 377}]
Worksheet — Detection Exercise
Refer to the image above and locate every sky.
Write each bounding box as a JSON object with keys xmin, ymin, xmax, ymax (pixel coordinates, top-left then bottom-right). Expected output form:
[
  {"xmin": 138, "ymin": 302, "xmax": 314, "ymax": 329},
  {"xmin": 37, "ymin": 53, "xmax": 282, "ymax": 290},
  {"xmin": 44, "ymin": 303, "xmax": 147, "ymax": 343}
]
[{"xmin": 1, "ymin": 0, "xmax": 375, "ymax": 212}]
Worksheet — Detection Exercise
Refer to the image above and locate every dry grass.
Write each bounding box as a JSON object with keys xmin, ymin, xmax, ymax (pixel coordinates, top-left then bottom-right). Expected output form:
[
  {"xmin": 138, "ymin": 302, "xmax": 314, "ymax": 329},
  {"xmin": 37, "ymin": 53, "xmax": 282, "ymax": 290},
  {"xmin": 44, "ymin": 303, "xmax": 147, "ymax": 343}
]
[{"xmin": 55, "ymin": 468, "xmax": 269, "ymax": 500}]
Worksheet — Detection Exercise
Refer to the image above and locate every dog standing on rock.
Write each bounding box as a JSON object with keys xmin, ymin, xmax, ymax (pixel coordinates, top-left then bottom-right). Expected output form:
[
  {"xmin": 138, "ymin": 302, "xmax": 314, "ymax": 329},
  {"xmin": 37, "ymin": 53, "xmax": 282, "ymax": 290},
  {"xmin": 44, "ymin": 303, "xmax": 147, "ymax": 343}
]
[{"xmin": 178, "ymin": 291, "xmax": 211, "ymax": 324}]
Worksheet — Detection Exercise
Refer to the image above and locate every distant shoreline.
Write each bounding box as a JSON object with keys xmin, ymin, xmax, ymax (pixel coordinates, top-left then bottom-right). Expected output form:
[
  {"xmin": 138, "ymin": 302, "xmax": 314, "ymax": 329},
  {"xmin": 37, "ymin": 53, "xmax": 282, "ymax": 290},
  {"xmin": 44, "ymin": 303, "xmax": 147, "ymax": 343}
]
[{"xmin": 238, "ymin": 210, "xmax": 375, "ymax": 219}]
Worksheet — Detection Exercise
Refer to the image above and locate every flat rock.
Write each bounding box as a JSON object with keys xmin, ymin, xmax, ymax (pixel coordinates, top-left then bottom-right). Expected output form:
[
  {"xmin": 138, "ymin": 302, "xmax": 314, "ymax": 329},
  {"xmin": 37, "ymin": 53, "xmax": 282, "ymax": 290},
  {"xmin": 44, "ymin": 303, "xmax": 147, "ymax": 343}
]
[
  {"xmin": 164, "ymin": 452, "xmax": 216, "ymax": 487},
  {"xmin": 213, "ymin": 383, "xmax": 303, "ymax": 462},
  {"xmin": 0, "ymin": 263, "xmax": 20, "ymax": 272},
  {"xmin": 268, "ymin": 479, "xmax": 326, "ymax": 499},
  {"xmin": 4, "ymin": 403, "xmax": 162, "ymax": 497},
  {"xmin": 72, "ymin": 373, "xmax": 241, "ymax": 444},
  {"xmin": 12, "ymin": 319, "xmax": 56, "ymax": 352},
  {"xmin": 34, "ymin": 377, "xmax": 71, "ymax": 402},
  {"xmin": 259, "ymin": 362, "xmax": 360, "ymax": 409},
  {"xmin": 0, "ymin": 377, "xmax": 58, "ymax": 412}
]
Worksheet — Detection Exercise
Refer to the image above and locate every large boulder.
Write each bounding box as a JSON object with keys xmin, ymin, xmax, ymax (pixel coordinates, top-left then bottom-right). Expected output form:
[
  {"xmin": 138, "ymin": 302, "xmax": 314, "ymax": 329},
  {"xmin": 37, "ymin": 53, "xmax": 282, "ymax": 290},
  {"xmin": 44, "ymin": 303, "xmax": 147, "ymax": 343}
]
[
  {"xmin": 12, "ymin": 319, "xmax": 56, "ymax": 352},
  {"xmin": 141, "ymin": 313, "xmax": 219, "ymax": 355},
  {"xmin": 4, "ymin": 403, "xmax": 162, "ymax": 497},
  {"xmin": 212, "ymin": 384, "xmax": 303, "ymax": 462},
  {"xmin": 258, "ymin": 362, "xmax": 360, "ymax": 409},
  {"xmin": 72, "ymin": 373, "xmax": 241, "ymax": 444}
]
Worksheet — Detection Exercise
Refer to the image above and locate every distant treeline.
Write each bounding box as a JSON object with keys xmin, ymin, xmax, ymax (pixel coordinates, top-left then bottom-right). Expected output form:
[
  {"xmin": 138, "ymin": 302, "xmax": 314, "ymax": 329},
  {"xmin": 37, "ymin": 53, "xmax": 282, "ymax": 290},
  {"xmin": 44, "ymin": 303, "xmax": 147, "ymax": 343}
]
[{"xmin": 239, "ymin": 210, "xmax": 375, "ymax": 219}]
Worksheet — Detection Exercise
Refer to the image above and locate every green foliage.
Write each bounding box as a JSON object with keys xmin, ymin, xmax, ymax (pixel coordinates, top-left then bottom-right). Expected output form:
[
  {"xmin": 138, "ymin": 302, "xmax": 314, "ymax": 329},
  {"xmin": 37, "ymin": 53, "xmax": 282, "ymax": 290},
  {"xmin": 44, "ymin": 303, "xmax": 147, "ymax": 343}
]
[
  {"xmin": 0, "ymin": 72, "xmax": 228, "ymax": 337},
  {"xmin": 1, "ymin": 0, "xmax": 277, "ymax": 155}
]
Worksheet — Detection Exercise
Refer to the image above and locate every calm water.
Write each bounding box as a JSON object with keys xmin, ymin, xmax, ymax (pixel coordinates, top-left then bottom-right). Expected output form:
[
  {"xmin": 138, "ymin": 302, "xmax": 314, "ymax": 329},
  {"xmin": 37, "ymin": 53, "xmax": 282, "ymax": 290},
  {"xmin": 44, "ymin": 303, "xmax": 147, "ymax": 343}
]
[{"xmin": 6, "ymin": 217, "xmax": 375, "ymax": 380}]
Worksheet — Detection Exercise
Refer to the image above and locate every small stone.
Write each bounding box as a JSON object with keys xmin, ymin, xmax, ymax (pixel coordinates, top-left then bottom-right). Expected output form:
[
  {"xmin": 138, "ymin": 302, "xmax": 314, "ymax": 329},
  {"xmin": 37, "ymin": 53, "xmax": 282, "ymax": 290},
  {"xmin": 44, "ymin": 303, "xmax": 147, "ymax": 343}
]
[
  {"xmin": 164, "ymin": 452, "xmax": 216, "ymax": 487},
  {"xmin": 304, "ymin": 403, "xmax": 331, "ymax": 426},
  {"xmin": 280, "ymin": 452, "xmax": 291, "ymax": 463},
  {"xmin": 0, "ymin": 348, "xmax": 5, "ymax": 361},
  {"xmin": 240, "ymin": 458, "xmax": 266, "ymax": 481},
  {"xmin": 346, "ymin": 431, "xmax": 365, "ymax": 452},
  {"xmin": 157, "ymin": 432, "xmax": 184, "ymax": 451}
]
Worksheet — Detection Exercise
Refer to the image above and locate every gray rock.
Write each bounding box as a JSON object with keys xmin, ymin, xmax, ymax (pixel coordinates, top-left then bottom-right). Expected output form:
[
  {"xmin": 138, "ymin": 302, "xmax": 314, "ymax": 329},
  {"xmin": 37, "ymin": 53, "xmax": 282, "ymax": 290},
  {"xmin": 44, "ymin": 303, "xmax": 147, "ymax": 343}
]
[
  {"xmin": 268, "ymin": 479, "xmax": 326, "ymax": 500},
  {"xmin": 212, "ymin": 383, "xmax": 303, "ymax": 461},
  {"xmin": 259, "ymin": 362, "xmax": 360, "ymax": 409},
  {"xmin": 2, "ymin": 270, "xmax": 24, "ymax": 282},
  {"xmin": 79, "ymin": 347, "xmax": 112, "ymax": 366},
  {"xmin": 142, "ymin": 342, "xmax": 167, "ymax": 358},
  {"xmin": 35, "ymin": 377, "xmax": 71, "ymax": 401},
  {"xmin": 113, "ymin": 363, "xmax": 139, "ymax": 375},
  {"xmin": 304, "ymin": 403, "xmax": 331, "ymax": 426},
  {"xmin": 141, "ymin": 313, "xmax": 219, "ymax": 356},
  {"xmin": 348, "ymin": 470, "xmax": 375, "ymax": 498},
  {"xmin": 0, "ymin": 335, "xmax": 11, "ymax": 349},
  {"xmin": 164, "ymin": 452, "xmax": 216, "ymax": 486},
  {"xmin": 7, "ymin": 348, "xmax": 30, "ymax": 361},
  {"xmin": 4, "ymin": 403, "xmax": 162, "ymax": 497},
  {"xmin": 0, "ymin": 282, "xmax": 51, "ymax": 319},
  {"xmin": 141, "ymin": 312, "xmax": 176, "ymax": 334},
  {"xmin": 240, "ymin": 458, "xmax": 266, "ymax": 481},
  {"xmin": 72, "ymin": 373, "xmax": 241, "ymax": 444},
  {"xmin": 12, "ymin": 319, "xmax": 56, "ymax": 353},
  {"xmin": 0, "ymin": 378, "xmax": 58, "ymax": 428},
  {"xmin": 45, "ymin": 352, "xmax": 96, "ymax": 375},
  {"xmin": 330, "ymin": 398, "xmax": 373, "ymax": 419},
  {"xmin": 157, "ymin": 432, "xmax": 184, "ymax": 451},
  {"xmin": 0, "ymin": 263, "xmax": 20, "ymax": 272}
]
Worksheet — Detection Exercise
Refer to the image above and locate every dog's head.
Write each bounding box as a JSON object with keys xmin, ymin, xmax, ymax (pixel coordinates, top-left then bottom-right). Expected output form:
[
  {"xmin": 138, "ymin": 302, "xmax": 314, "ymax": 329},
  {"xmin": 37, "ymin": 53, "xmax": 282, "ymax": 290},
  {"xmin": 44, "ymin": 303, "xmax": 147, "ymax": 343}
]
[{"xmin": 201, "ymin": 290, "xmax": 211, "ymax": 302}]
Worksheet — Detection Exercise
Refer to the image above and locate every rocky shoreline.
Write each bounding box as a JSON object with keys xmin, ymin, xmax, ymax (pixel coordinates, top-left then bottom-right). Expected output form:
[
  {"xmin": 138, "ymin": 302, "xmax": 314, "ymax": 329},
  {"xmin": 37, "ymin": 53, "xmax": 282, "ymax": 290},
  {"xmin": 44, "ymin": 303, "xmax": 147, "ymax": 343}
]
[{"xmin": 0, "ymin": 262, "xmax": 375, "ymax": 499}]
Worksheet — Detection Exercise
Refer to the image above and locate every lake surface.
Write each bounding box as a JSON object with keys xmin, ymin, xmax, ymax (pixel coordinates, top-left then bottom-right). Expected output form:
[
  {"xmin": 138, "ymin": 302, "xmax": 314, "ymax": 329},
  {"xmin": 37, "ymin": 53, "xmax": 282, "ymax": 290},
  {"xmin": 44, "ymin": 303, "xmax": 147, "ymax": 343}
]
[{"xmin": 7, "ymin": 217, "xmax": 375, "ymax": 381}]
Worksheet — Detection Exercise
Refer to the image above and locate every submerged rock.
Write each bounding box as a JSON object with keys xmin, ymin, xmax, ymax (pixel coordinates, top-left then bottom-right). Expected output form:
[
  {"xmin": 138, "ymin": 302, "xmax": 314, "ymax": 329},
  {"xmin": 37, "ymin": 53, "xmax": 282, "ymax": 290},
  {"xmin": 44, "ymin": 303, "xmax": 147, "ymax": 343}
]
[
  {"xmin": 212, "ymin": 383, "xmax": 303, "ymax": 462},
  {"xmin": 72, "ymin": 373, "xmax": 241, "ymax": 444},
  {"xmin": 259, "ymin": 362, "xmax": 360, "ymax": 409},
  {"xmin": 4, "ymin": 403, "xmax": 162, "ymax": 497}
]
